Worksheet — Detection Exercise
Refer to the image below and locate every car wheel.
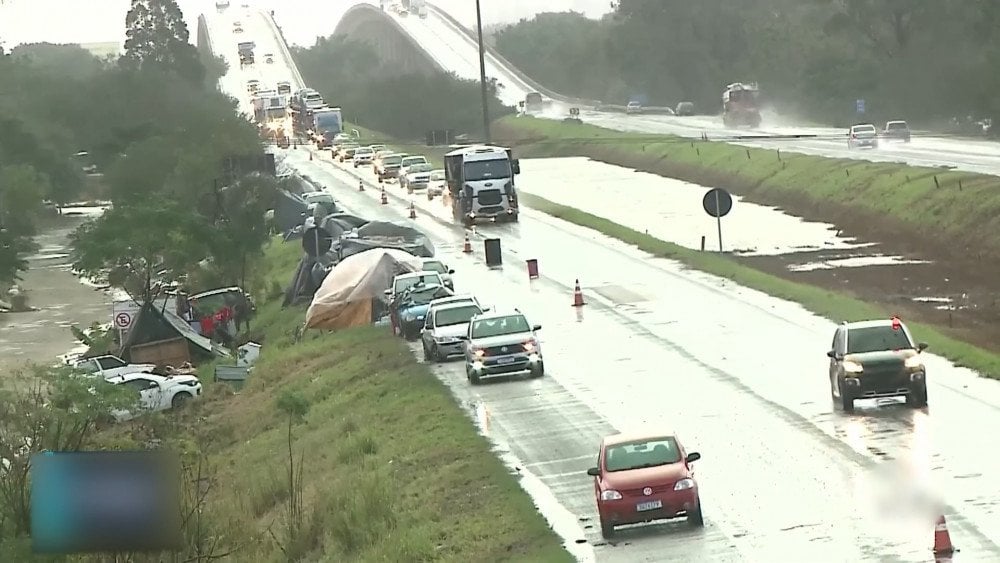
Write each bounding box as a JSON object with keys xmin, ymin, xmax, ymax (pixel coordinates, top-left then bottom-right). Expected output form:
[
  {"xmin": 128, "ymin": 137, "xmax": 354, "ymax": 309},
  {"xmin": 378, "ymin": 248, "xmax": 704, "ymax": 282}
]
[
  {"xmin": 841, "ymin": 391, "xmax": 855, "ymax": 413},
  {"xmin": 422, "ymin": 343, "xmax": 431, "ymax": 362},
  {"xmin": 469, "ymin": 370, "xmax": 481, "ymax": 385},
  {"xmin": 600, "ymin": 519, "xmax": 615, "ymax": 539},
  {"xmin": 530, "ymin": 363, "xmax": 544, "ymax": 378},
  {"xmin": 688, "ymin": 499, "xmax": 704, "ymax": 527},
  {"xmin": 907, "ymin": 385, "xmax": 928, "ymax": 408},
  {"xmin": 171, "ymin": 392, "xmax": 192, "ymax": 409}
]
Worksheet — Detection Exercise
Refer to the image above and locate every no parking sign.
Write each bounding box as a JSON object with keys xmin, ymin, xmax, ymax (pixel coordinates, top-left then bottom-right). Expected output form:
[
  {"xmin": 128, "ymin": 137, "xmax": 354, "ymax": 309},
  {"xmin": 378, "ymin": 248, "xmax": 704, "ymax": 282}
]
[{"xmin": 114, "ymin": 311, "xmax": 133, "ymax": 329}]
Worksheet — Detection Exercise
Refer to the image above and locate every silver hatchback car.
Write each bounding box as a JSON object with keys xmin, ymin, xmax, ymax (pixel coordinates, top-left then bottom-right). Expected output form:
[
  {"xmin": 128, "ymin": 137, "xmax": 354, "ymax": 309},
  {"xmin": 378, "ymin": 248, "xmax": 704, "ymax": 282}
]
[
  {"xmin": 421, "ymin": 301, "xmax": 484, "ymax": 362},
  {"xmin": 461, "ymin": 309, "xmax": 543, "ymax": 384}
]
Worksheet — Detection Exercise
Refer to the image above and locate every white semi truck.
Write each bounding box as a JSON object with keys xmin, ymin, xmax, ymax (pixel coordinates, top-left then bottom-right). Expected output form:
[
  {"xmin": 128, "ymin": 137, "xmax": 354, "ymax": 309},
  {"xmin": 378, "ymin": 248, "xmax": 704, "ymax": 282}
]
[{"xmin": 444, "ymin": 145, "xmax": 521, "ymax": 226}]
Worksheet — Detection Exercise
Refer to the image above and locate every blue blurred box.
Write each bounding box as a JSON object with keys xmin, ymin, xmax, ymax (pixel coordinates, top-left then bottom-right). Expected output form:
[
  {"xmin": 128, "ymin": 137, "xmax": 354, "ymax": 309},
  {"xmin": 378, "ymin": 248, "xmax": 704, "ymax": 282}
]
[{"xmin": 31, "ymin": 451, "xmax": 183, "ymax": 553}]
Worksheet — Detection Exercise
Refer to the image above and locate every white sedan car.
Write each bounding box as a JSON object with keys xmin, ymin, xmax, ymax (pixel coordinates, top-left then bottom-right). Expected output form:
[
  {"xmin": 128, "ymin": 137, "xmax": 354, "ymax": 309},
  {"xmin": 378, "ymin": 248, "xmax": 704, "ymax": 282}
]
[{"xmin": 106, "ymin": 372, "xmax": 203, "ymax": 421}]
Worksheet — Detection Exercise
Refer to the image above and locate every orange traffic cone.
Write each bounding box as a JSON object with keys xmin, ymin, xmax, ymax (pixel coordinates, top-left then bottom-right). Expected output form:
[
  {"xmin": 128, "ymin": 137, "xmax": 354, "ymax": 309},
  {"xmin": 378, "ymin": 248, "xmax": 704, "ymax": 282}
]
[
  {"xmin": 933, "ymin": 515, "xmax": 956, "ymax": 557},
  {"xmin": 572, "ymin": 279, "xmax": 586, "ymax": 307},
  {"xmin": 358, "ymin": 180, "xmax": 364, "ymax": 192},
  {"xmin": 408, "ymin": 201, "xmax": 417, "ymax": 219},
  {"xmin": 462, "ymin": 235, "xmax": 472, "ymax": 253},
  {"xmin": 380, "ymin": 188, "xmax": 388, "ymax": 205}
]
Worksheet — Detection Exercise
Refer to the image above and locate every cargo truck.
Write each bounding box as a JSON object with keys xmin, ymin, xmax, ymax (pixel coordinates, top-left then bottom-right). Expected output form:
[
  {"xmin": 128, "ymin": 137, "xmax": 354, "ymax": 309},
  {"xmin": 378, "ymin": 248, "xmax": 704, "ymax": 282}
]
[
  {"xmin": 722, "ymin": 82, "xmax": 761, "ymax": 128},
  {"xmin": 310, "ymin": 107, "xmax": 343, "ymax": 148},
  {"xmin": 238, "ymin": 41, "xmax": 255, "ymax": 67},
  {"xmin": 444, "ymin": 145, "xmax": 521, "ymax": 226}
]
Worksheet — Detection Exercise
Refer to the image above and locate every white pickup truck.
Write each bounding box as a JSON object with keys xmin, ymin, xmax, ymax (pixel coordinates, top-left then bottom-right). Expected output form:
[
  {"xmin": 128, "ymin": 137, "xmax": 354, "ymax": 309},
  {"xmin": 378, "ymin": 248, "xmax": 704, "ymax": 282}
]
[{"xmin": 73, "ymin": 355, "xmax": 156, "ymax": 379}]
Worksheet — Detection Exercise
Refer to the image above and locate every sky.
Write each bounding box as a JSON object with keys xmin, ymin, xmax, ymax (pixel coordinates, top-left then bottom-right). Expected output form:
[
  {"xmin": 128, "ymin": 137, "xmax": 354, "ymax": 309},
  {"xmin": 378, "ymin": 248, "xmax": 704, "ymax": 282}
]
[{"xmin": 0, "ymin": 0, "xmax": 612, "ymax": 50}]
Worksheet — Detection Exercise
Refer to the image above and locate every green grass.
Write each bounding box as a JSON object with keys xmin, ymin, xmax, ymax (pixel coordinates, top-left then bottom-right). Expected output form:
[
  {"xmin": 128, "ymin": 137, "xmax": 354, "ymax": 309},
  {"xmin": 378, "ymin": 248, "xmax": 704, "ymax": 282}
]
[
  {"xmin": 95, "ymin": 239, "xmax": 573, "ymax": 562},
  {"xmin": 521, "ymin": 192, "xmax": 1000, "ymax": 380},
  {"xmin": 495, "ymin": 115, "xmax": 1000, "ymax": 254}
]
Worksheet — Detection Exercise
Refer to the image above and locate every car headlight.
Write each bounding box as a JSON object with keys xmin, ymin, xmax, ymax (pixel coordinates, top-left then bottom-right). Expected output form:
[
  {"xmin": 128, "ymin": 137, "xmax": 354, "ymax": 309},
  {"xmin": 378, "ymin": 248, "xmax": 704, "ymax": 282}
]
[
  {"xmin": 842, "ymin": 360, "xmax": 864, "ymax": 373},
  {"xmin": 435, "ymin": 336, "xmax": 458, "ymax": 343},
  {"xmin": 674, "ymin": 478, "xmax": 695, "ymax": 491},
  {"xmin": 523, "ymin": 340, "xmax": 537, "ymax": 353},
  {"xmin": 904, "ymin": 356, "xmax": 924, "ymax": 369},
  {"xmin": 600, "ymin": 489, "xmax": 622, "ymax": 501}
]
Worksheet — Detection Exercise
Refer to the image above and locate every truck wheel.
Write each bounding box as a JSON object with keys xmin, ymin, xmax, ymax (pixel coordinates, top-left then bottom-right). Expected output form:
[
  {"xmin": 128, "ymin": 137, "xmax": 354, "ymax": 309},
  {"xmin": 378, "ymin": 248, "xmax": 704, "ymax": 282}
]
[{"xmin": 907, "ymin": 386, "xmax": 928, "ymax": 408}]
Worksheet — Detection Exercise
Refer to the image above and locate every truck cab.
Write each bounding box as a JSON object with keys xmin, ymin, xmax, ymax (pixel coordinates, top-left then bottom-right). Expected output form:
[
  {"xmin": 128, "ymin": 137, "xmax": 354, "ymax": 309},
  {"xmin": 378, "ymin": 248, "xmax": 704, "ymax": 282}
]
[{"xmin": 444, "ymin": 145, "xmax": 521, "ymax": 226}]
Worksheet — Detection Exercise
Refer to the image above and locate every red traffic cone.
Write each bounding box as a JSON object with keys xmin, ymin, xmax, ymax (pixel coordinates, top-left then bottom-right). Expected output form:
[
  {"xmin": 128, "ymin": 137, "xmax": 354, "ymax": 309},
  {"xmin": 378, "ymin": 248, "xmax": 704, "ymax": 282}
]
[
  {"xmin": 572, "ymin": 279, "xmax": 586, "ymax": 307},
  {"xmin": 408, "ymin": 201, "xmax": 417, "ymax": 219},
  {"xmin": 933, "ymin": 515, "xmax": 956, "ymax": 557},
  {"xmin": 380, "ymin": 188, "xmax": 388, "ymax": 205},
  {"xmin": 358, "ymin": 180, "xmax": 364, "ymax": 192},
  {"xmin": 463, "ymin": 235, "xmax": 472, "ymax": 253}
]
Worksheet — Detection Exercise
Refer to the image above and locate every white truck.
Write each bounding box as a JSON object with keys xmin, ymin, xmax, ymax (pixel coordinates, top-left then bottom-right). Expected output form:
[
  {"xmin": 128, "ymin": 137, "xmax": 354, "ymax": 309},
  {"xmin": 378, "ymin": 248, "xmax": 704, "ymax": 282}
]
[
  {"xmin": 73, "ymin": 354, "xmax": 156, "ymax": 380},
  {"xmin": 444, "ymin": 145, "xmax": 521, "ymax": 226}
]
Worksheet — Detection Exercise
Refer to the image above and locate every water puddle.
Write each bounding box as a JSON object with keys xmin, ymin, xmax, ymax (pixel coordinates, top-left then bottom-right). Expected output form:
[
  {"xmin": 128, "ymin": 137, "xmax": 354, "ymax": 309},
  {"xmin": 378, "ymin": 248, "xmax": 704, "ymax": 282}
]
[
  {"xmin": 518, "ymin": 157, "xmax": 875, "ymax": 256},
  {"xmin": 787, "ymin": 255, "xmax": 930, "ymax": 272}
]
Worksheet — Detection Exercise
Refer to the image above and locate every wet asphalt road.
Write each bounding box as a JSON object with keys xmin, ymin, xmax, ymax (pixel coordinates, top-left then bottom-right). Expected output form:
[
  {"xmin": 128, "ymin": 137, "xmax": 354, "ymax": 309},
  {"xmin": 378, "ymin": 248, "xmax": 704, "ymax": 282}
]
[
  {"xmin": 379, "ymin": 6, "xmax": 1000, "ymax": 176},
  {"xmin": 278, "ymin": 146, "xmax": 1000, "ymax": 562},
  {"xmin": 206, "ymin": 20, "xmax": 1000, "ymax": 560}
]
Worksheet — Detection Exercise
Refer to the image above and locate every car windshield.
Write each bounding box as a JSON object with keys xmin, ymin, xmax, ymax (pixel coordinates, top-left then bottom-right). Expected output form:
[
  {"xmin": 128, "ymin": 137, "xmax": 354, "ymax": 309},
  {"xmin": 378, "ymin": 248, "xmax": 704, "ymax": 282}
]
[
  {"xmin": 470, "ymin": 315, "xmax": 530, "ymax": 338},
  {"xmin": 853, "ymin": 126, "xmax": 875, "ymax": 133},
  {"xmin": 464, "ymin": 159, "xmax": 511, "ymax": 181},
  {"xmin": 435, "ymin": 305, "xmax": 482, "ymax": 327},
  {"xmin": 403, "ymin": 285, "xmax": 451, "ymax": 305},
  {"xmin": 887, "ymin": 122, "xmax": 907, "ymax": 129},
  {"xmin": 355, "ymin": 148, "xmax": 372, "ymax": 154},
  {"xmin": 422, "ymin": 261, "xmax": 447, "ymax": 273},
  {"xmin": 847, "ymin": 325, "xmax": 913, "ymax": 354},
  {"xmin": 402, "ymin": 157, "xmax": 427, "ymax": 167},
  {"xmin": 604, "ymin": 437, "xmax": 682, "ymax": 472},
  {"xmin": 384, "ymin": 156, "xmax": 402, "ymax": 166},
  {"xmin": 431, "ymin": 170, "xmax": 445, "ymax": 180},
  {"xmin": 410, "ymin": 163, "xmax": 433, "ymax": 174},
  {"xmin": 395, "ymin": 274, "xmax": 440, "ymax": 294}
]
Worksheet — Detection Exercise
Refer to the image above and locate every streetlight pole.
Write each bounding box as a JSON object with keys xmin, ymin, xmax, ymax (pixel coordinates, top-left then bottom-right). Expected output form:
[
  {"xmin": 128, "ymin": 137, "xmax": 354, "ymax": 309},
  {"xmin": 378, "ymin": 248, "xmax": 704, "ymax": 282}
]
[{"xmin": 474, "ymin": 0, "xmax": 491, "ymax": 143}]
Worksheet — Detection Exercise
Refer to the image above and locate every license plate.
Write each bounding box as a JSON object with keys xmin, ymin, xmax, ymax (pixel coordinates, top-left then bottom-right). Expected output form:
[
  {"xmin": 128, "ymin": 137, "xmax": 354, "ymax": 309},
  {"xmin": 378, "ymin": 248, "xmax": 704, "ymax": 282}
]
[
  {"xmin": 496, "ymin": 356, "xmax": 515, "ymax": 364},
  {"xmin": 636, "ymin": 500, "xmax": 662, "ymax": 512}
]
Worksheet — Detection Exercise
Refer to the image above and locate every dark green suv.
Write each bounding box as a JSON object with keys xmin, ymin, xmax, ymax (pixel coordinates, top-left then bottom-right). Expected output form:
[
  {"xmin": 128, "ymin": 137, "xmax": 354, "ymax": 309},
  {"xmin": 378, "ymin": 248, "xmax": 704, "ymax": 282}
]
[{"xmin": 827, "ymin": 318, "xmax": 929, "ymax": 412}]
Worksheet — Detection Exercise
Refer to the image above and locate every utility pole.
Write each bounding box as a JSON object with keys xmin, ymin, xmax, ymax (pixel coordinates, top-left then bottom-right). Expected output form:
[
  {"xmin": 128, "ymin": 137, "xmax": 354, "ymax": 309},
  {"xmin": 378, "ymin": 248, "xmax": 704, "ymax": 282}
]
[{"xmin": 474, "ymin": 0, "xmax": 491, "ymax": 143}]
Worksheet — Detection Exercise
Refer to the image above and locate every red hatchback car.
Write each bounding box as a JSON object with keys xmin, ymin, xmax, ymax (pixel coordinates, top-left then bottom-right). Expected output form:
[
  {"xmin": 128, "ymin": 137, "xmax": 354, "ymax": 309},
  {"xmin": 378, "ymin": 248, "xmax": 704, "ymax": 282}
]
[{"xmin": 587, "ymin": 432, "xmax": 703, "ymax": 538}]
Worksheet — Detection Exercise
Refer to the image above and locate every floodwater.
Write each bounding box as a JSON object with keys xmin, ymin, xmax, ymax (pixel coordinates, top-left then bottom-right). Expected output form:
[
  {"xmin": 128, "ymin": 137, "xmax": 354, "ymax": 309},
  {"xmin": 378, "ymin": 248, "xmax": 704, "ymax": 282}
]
[
  {"xmin": 516, "ymin": 157, "xmax": 906, "ymax": 260},
  {"xmin": 787, "ymin": 255, "xmax": 932, "ymax": 272},
  {"xmin": 0, "ymin": 208, "xmax": 110, "ymax": 375}
]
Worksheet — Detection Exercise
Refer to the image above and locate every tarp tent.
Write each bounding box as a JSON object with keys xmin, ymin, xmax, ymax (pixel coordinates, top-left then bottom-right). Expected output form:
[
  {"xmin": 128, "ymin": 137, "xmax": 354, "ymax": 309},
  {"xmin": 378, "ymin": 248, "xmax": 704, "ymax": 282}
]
[{"xmin": 305, "ymin": 248, "xmax": 423, "ymax": 329}]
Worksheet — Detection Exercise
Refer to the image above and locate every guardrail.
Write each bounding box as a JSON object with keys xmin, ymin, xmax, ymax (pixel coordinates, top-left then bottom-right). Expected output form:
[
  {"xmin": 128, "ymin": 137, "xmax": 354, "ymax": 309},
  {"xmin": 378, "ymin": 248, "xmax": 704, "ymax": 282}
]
[{"xmin": 261, "ymin": 10, "xmax": 306, "ymax": 89}]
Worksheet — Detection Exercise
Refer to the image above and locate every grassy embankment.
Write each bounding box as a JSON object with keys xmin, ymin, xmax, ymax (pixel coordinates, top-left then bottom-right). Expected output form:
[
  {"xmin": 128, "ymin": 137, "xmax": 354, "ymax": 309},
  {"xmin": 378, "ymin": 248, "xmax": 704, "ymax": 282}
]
[
  {"xmin": 490, "ymin": 116, "xmax": 1000, "ymax": 379},
  {"xmin": 120, "ymin": 239, "xmax": 571, "ymax": 561}
]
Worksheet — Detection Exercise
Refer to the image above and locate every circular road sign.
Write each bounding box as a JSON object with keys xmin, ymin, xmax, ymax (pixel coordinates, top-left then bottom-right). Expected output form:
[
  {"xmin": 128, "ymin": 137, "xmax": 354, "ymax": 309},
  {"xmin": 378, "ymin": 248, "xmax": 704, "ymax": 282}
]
[
  {"xmin": 114, "ymin": 312, "xmax": 132, "ymax": 329},
  {"xmin": 702, "ymin": 188, "xmax": 733, "ymax": 218}
]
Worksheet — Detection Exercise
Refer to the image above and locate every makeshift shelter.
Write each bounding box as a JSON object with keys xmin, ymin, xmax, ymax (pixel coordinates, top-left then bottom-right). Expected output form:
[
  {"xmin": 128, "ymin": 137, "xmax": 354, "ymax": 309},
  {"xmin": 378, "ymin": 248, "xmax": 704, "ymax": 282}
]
[
  {"xmin": 305, "ymin": 248, "xmax": 423, "ymax": 330},
  {"xmin": 120, "ymin": 301, "xmax": 230, "ymax": 366}
]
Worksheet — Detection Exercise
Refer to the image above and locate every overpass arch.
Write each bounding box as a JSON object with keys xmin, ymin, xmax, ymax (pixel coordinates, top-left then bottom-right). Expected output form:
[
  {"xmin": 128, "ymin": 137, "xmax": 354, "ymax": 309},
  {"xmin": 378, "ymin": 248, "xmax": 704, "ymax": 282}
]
[{"xmin": 333, "ymin": 4, "xmax": 442, "ymax": 74}]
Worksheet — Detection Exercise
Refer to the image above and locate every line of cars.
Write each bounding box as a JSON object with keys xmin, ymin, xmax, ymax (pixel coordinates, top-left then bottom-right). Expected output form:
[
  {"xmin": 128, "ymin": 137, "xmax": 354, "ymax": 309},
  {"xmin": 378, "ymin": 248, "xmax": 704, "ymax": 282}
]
[
  {"xmin": 331, "ymin": 141, "xmax": 448, "ymax": 199},
  {"xmin": 847, "ymin": 120, "xmax": 911, "ymax": 149}
]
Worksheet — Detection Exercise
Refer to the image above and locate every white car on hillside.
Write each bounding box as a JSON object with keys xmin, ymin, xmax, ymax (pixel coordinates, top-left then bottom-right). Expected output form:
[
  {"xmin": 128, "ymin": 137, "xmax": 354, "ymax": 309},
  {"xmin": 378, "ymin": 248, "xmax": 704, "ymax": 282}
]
[{"xmin": 106, "ymin": 372, "xmax": 203, "ymax": 421}]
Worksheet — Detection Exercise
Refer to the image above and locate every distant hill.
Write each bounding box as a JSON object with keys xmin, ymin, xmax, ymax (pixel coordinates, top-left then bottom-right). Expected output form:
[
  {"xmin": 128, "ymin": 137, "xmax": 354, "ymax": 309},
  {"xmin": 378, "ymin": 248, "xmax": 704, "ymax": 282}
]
[{"xmin": 78, "ymin": 42, "xmax": 122, "ymax": 59}]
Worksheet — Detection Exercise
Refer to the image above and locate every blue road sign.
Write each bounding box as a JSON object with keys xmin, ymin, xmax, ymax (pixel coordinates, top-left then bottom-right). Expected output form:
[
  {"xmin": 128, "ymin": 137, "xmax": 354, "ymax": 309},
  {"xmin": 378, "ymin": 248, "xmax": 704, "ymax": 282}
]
[{"xmin": 856, "ymin": 99, "xmax": 865, "ymax": 113}]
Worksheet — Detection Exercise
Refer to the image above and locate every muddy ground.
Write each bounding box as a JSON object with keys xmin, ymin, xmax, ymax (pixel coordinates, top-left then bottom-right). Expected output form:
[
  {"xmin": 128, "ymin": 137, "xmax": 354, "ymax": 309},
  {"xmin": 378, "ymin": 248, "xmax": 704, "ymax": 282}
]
[{"xmin": 0, "ymin": 215, "xmax": 110, "ymax": 376}]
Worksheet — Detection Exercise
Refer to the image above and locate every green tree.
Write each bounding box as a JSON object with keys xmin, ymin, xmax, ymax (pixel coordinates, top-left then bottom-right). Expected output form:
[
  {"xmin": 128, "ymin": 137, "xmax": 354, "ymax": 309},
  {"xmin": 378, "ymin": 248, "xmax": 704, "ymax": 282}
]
[
  {"xmin": 121, "ymin": 0, "xmax": 205, "ymax": 85},
  {"xmin": 207, "ymin": 174, "xmax": 280, "ymax": 288},
  {"xmin": 70, "ymin": 196, "xmax": 212, "ymax": 303},
  {"xmin": 0, "ymin": 164, "xmax": 46, "ymax": 284}
]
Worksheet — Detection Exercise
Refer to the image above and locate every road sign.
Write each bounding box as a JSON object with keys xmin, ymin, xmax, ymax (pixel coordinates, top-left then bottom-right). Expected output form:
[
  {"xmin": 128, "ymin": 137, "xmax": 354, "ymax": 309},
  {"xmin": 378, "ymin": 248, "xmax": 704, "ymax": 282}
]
[
  {"xmin": 702, "ymin": 188, "xmax": 733, "ymax": 253},
  {"xmin": 856, "ymin": 99, "xmax": 865, "ymax": 114},
  {"xmin": 114, "ymin": 311, "xmax": 132, "ymax": 329},
  {"xmin": 569, "ymin": 107, "xmax": 580, "ymax": 116},
  {"xmin": 702, "ymin": 188, "xmax": 733, "ymax": 218}
]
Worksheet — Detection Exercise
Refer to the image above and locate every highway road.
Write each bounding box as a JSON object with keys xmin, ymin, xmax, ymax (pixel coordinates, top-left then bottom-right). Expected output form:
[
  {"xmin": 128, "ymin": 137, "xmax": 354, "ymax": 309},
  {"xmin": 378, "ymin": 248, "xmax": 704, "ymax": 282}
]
[
  {"xmin": 206, "ymin": 10, "xmax": 1000, "ymax": 561},
  {"xmin": 281, "ymin": 145, "xmax": 1000, "ymax": 561},
  {"xmin": 374, "ymin": 3, "xmax": 1000, "ymax": 176}
]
